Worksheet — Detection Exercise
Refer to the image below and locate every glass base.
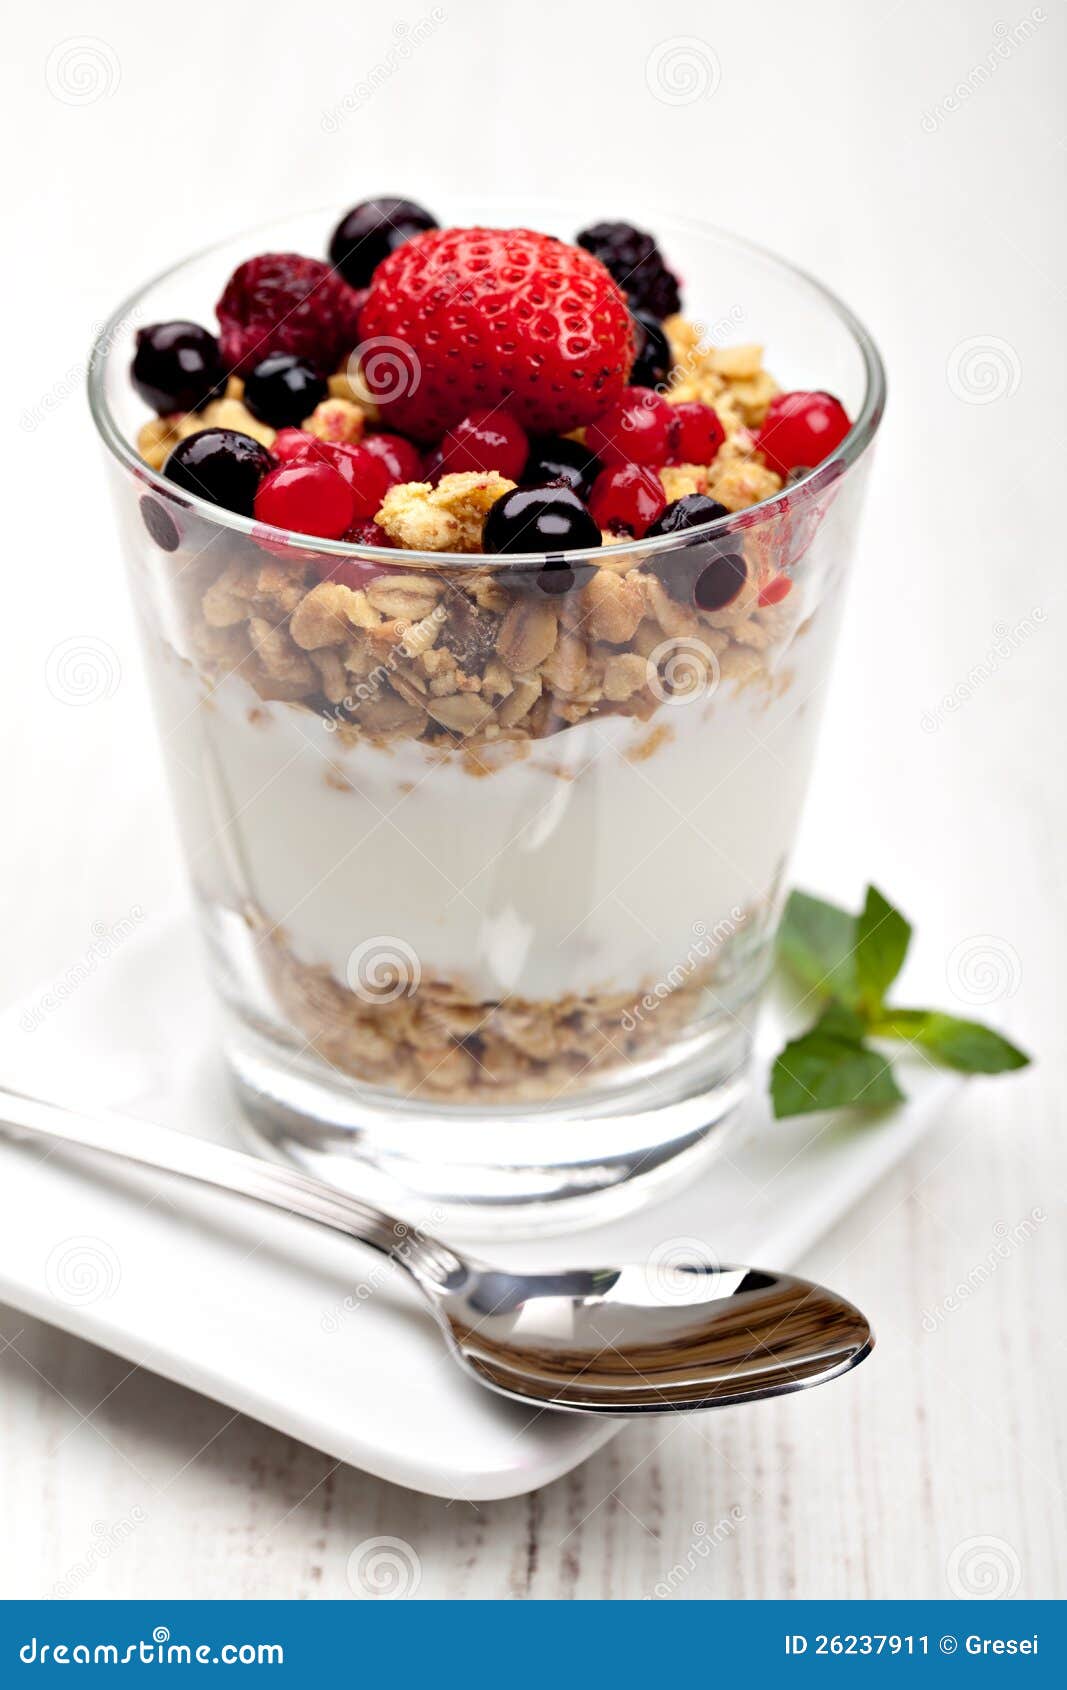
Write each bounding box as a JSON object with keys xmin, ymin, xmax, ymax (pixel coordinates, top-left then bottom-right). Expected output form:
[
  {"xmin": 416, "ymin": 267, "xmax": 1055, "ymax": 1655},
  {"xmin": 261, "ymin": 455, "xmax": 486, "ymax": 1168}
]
[{"xmin": 224, "ymin": 1010, "xmax": 754, "ymax": 1240}]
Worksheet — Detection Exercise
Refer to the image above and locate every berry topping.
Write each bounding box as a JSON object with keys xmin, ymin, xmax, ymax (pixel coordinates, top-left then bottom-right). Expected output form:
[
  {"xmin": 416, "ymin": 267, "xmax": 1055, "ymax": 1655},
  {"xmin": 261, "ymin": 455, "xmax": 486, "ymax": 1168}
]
[
  {"xmin": 521, "ymin": 435, "xmax": 601, "ymax": 500},
  {"xmin": 758, "ymin": 574, "xmax": 793, "ymax": 607},
  {"xmin": 668, "ymin": 400, "xmax": 725, "ymax": 466},
  {"xmin": 139, "ymin": 495, "xmax": 180, "ymax": 553},
  {"xmin": 216, "ymin": 253, "xmax": 364, "ymax": 376},
  {"xmin": 629, "ymin": 312, "xmax": 671, "ymax": 390},
  {"xmin": 756, "ymin": 391, "xmax": 851, "ymax": 477},
  {"xmin": 131, "ymin": 321, "xmax": 223, "ymax": 415},
  {"xmin": 587, "ymin": 387, "xmax": 676, "ymax": 468},
  {"xmin": 341, "ymin": 519, "xmax": 395, "ymax": 548},
  {"xmin": 358, "ymin": 227, "xmax": 635, "ymax": 439},
  {"xmin": 646, "ymin": 493, "xmax": 729, "ymax": 536},
  {"xmin": 575, "ymin": 222, "xmax": 681, "ymax": 321},
  {"xmin": 243, "ymin": 355, "xmax": 328, "ymax": 428},
  {"xmin": 439, "ymin": 409, "xmax": 529, "ymax": 480},
  {"xmin": 315, "ymin": 441, "xmax": 393, "ymax": 517},
  {"xmin": 647, "ymin": 542, "xmax": 748, "ymax": 613},
  {"xmin": 328, "ymin": 197, "xmax": 438, "ymax": 289},
  {"xmin": 254, "ymin": 461, "xmax": 355, "ymax": 540},
  {"xmin": 359, "ymin": 431, "xmax": 424, "ymax": 487},
  {"xmin": 483, "ymin": 486, "xmax": 602, "ymax": 555},
  {"xmin": 587, "ymin": 463, "xmax": 667, "ymax": 537},
  {"xmin": 163, "ymin": 429, "xmax": 273, "ymax": 516},
  {"xmin": 271, "ymin": 427, "xmax": 318, "ymax": 462}
]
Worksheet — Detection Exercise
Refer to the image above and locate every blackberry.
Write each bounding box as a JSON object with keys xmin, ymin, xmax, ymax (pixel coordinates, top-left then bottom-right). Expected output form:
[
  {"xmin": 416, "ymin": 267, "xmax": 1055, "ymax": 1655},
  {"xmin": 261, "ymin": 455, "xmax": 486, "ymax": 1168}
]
[{"xmin": 575, "ymin": 221, "xmax": 681, "ymax": 321}]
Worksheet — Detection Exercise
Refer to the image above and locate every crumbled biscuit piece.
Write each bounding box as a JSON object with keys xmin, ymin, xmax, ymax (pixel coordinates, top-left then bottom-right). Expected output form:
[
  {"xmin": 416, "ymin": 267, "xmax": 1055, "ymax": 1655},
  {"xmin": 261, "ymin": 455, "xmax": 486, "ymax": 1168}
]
[
  {"xmin": 137, "ymin": 415, "xmax": 185, "ymax": 471},
  {"xmin": 202, "ymin": 562, "xmax": 256, "ymax": 628},
  {"xmin": 375, "ymin": 474, "xmax": 516, "ymax": 553},
  {"xmin": 290, "ymin": 581, "xmax": 373, "ymax": 649},
  {"xmin": 708, "ymin": 344, "xmax": 765, "ymax": 380},
  {"xmin": 709, "ymin": 459, "xmax": 783, "ymax": 511},
  {"xmin": 729, "ymin": 370, "xmax": 779, "ymax": 427},
  {"xmin": 659, "ymin": 463, "xmax": 709, "ymax": 502},
  {"xmin": 602, "ymin": 652, "xmax": 649, "ymax": 702},
  {"xmin": 365, "ymin": 572, "xmax": 443, "ymax": 622},
  {"xmin": 197, "ymin": 397, "xmax": 276, "ymax": 448},
  {"xmin": 496, "ymin": 600, "xmax": 558, "ymax": 672},
  {"xmin": 582, "ymin": 569, "xmax": 645, "ymax": 644},
  {"xmin": 302, "ymin": 397, "xmax": 365, "ymax": 445}
]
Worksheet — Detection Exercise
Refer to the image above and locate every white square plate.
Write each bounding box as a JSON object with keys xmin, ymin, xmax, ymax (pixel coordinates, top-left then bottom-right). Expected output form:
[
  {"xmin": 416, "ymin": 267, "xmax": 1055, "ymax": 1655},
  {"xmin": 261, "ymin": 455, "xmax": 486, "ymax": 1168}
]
[{"xmin": 0, "ymin": 915, "xmax": 956, "ymax": 1499}]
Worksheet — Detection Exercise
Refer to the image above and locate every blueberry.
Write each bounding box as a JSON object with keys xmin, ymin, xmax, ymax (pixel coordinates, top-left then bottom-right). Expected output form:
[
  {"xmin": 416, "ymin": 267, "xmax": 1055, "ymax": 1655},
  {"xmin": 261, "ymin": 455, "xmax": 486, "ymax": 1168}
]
[
  {"xmin": 483, "ymin": 486, "xmax": 602, "ymax": 556},
  {"xmin": 575, "ymin": 222, "xmax": 681, "ymax": 320},
  {"xmin": 163, "ymin": 429, "xmax": 274, "ymax": 516},
  {"xmin": 329, "ymin": 197, "xmax": 437, "ymax": 289},
  {"xmin": 630, "ymin": 312, "xmax": 671, "ymax": 390},
  {"xmin": 646, "ymin": 494, "xmax": 729, "ymax": 536},
  {"xmin": 131, "ymin": 321, "xmax": 224, "ymax": 415},
  {"xmin": 138, "ymin": 494, "xmax": 180, "ymax": 552},
  {"xmin": 521, "ymin": 436, "xmax": 601, "ymax": 501},
  {"xmin": 645, "ymin": 496, "xmax": 746, "ymax": 612},
  {"xmin": 243, "ymin": 354, "xmax": 328, "ymax": 428}
]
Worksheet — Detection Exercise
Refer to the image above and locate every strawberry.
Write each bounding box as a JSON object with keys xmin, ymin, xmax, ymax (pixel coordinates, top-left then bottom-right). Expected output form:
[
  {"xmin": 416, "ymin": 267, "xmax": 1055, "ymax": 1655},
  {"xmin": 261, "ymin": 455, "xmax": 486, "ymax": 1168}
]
[{"xmin": 358, "ymin": 227, "xmax": 635, "ymax": 440}]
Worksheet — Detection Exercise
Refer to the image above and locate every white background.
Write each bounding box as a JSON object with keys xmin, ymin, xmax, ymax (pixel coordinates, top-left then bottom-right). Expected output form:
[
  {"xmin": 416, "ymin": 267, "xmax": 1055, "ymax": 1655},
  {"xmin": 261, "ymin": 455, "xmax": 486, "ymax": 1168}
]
[{"xmin": 2, "ymin": 0, "xmax": 1064, "ymax": 1598}]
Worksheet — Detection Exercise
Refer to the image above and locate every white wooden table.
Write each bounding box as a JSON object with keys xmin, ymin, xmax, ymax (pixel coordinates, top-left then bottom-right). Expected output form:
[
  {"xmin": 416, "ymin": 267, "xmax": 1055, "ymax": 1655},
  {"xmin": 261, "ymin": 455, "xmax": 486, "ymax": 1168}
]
[{"xmin": 3, "ymin": 0, "xmax": 1063, "ymax": 1600}]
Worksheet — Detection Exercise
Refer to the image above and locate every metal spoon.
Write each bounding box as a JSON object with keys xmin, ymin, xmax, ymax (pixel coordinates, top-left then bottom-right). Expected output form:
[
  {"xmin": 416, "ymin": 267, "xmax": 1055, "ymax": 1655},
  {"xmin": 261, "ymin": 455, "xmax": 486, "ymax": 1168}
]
[{"xmin": 0, "ymin": 1084, "xmax": 873, "ymax": 1414}]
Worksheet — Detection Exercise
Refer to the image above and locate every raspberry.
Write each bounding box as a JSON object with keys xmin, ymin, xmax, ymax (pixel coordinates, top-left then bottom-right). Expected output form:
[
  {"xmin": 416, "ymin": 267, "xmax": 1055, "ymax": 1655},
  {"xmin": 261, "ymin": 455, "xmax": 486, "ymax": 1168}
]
[
  {"xmin": 440, "ymin": 410, "xmax": 529, "ymax": 480},
  {"xmin": 254, "ymin": 461, "xmax": 356, "ymax": 540},
  {"xmin": 669, "ymin": 401, "xmax": 725, "ymax": 465},
  {"xmin": 588, "ymin": 463, "xmax": 666, "ymax": 537},
  {"xmin": 216, "ymin": 253, "xmax": 364, "ymax": 376},
  {"xmin": 587, "ymin": 388, "xmax": 676, "ymax": 468},
  {"xmin": 360, "ymin": 431, "xmax": 424, "ymax": 486},
  {"xmin": 358, "ymin": 227, "xmax": 635, "ymax": 439},
  {"xmin": 756, "ymin": 392, "xmax": 851, "ymax": 477}
]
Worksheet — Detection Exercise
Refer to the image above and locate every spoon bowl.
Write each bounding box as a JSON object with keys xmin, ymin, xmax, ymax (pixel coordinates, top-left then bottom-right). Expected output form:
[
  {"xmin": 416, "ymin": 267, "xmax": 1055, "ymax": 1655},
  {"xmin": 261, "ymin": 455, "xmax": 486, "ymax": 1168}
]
[{"xmin": 425, "ymin": 1261, "xmax": 873, "ymax": 1412}]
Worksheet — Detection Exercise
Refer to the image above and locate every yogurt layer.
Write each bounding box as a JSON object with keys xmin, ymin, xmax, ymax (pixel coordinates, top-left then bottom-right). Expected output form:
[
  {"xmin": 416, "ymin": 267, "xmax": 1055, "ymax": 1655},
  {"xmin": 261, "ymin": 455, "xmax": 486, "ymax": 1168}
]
[{"xmin": 152, "ymin": 646, "xmax": 829, "ymax": 1005}]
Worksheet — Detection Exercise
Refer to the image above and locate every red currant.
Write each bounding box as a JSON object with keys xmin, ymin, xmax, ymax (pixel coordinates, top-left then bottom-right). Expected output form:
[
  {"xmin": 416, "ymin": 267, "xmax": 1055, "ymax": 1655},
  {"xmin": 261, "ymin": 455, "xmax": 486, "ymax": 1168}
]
[
  {"xmin": 360, "ymin": 432, "xmax": 424, "ymax": 487},
  {"xmin": 254, "ymin": 461, "xmax": 356, "ymax": 539},
  {"xmin": 758, "ymin": 575, "xmax": 793, "ymax": 608},
  {"xmin": 669, "ymin": 401, "xmax": 725, "ymax": 465},
  {"xmin": 756, "ymin": 392, "xmax": 851, "ymax": 477},
  {"xmin": 439, "ymin": 409, "xmax": 529, "ymax": 479},
  {"xmin": 588, "ymin": 463, "xmax": 667, "ymax": 537},
  {"xmin": 306, "ymin": 441, "xmax": 392, "ymax": 517},
  {"xmin": 587, "ymin": 388, "xmax": 676, "ymax": 468},
  {"xmin": 270, "ymin": 428, "xmax": 317, "ymax": 463}
]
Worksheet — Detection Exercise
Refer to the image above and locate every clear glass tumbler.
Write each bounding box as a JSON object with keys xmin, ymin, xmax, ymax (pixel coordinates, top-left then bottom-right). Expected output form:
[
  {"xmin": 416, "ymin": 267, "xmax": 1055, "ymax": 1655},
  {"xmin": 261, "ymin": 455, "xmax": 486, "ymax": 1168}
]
[{"xmin": 89, "ymin": 203, "xmax": 884, "ymax": 1233}]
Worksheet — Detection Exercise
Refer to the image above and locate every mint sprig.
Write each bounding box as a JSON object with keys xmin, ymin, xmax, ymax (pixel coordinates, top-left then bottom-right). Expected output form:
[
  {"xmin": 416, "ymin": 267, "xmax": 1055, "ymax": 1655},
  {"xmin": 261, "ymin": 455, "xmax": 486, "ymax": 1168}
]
[{"xmin": 771, "ymin": 886, "xmax": 1030, "ymax": 1118}]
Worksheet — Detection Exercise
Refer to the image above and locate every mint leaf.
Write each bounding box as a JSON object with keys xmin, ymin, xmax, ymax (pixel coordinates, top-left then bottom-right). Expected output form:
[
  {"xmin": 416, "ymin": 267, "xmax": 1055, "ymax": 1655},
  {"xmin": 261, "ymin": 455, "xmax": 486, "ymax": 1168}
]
[
  {"xmin": 771, "ymin": 1003, "xmax": 905, "ymax": 1118},
  {"xmin": 778, "ymin": 890, "xmax": 859, "ymax": 1006},
  {"xmin": 874, "ymin": 1010, "xmax": 1030, "ymax": 1074},
  {"xmin": 855, "ymin": 885, "xmax": 911, "ymax": 1016}
]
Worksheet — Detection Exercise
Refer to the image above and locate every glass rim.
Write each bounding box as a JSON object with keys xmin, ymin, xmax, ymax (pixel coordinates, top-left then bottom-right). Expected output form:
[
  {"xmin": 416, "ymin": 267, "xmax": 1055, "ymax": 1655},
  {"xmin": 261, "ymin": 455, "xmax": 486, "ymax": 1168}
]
[{"xmin": 87, "ymin": 201, "xmax": 887, "ymax": 567}]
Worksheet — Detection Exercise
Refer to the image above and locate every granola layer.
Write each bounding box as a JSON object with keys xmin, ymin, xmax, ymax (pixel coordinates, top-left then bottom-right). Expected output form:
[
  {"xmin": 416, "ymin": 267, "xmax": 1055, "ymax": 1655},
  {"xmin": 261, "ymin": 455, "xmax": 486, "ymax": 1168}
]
[
  {"xmin": 140, "ymin": 325, "xmax": 805, "ymax": 761},
  {"xmin": 255, "ymin": 906, "xmax": 757, "ymax": 1104}
]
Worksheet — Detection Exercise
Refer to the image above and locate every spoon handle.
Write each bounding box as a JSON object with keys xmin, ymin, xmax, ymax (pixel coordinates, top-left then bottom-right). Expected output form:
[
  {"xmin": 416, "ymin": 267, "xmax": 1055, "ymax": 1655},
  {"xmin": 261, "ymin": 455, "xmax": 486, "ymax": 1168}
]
[{"xmin": 0, "ymin": 1083, "xmax": 453, "ymax": 1278}]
